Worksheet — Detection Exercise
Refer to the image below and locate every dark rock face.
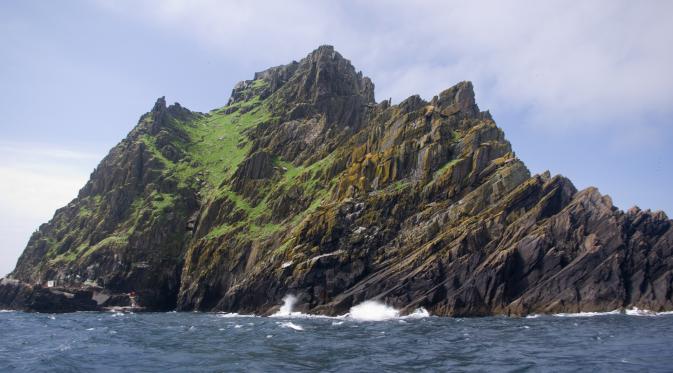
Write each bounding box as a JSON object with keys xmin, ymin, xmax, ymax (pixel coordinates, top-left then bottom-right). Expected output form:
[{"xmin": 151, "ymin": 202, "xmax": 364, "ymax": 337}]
[
  {"xmin": 2, "ymin": 45, "xmax": 672, "ymax": 316},
  {"xmin": 0, "ymin": 278, "xmax": 129, "ymax": 313},
  {"xmin": 230, "ymin": 151, "xmax": 277, "ymax": 201},
  {"xmin": 228, "ymin": 62, "xmax": 299, "ymax": 107},
  {"xmin": 232, "ymin": 151, "xmax": 275, "ymax": 181},
  {"xmin": 8, "ymin": 96, "xmax": 201, "ymax": 311}
]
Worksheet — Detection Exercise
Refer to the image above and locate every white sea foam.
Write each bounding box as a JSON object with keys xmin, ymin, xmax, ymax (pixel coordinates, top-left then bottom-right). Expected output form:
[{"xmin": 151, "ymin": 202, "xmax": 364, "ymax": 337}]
[
  {"xmin": 217, "ymin": 312, "xmax": 257, "ymax": 318},
  {"xmin": 403, "ymin": 307, "xmax": 430, "ymax": 319},
  {"xmin": 218, "ymin": 313, "xmax": 241, "ymax": 318},
  {"xmin": 279, "ymin": 321, "xmax": 304, "ymax": 331},
  {"xmin": 625, "ymin": 308, "xmax": 656, "ymax": 316},
  {"xmin": 625, "ymin": 307, "xmax": 673, "ymax": 316},
  {"xmin": 270, "ymin": 294, "xmax": 430, "ymax": 321},
  {"xmin": 553, "ymin": 310, "xmax": 621, "ymax": 317},
  {"xmin": 58, "ymin": 344, "xmax": 71, "ymax": 352},
  {"xmin": 550, "ymin": 308, "xmax": 673, "ymax": 318},
  {"xmin": 0, "ymin": 310, "xmax": 14, "ymax": 313}
]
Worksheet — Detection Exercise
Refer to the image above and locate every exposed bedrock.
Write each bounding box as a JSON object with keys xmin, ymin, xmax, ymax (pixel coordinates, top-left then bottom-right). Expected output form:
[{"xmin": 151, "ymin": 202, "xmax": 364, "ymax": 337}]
[{"xmin": 2, "ymin": 45, "xmax": 671, "ymax": 316}]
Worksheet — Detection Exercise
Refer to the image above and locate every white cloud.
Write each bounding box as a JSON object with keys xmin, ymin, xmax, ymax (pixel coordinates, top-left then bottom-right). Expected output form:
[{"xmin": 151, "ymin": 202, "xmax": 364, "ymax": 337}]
[
  {"xmin": 0, "ymin": 166, "xmax": 87, "ymax": 218},
  {"xmin": 0, "ymin": 144, "xmax": 96, "ymax": 276},
  {"xmin": 0, "ymin": 142, "xmax": 101, "ymax": 162},
  {"xmin": 98, "ymin": 0, "xmax": 673, "ymax": 135}
]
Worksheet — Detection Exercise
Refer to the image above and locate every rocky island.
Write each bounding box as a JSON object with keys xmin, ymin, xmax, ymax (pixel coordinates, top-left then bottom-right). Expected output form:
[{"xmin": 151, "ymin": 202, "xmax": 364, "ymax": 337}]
[{"xmin": 2, "ymin": 46, "xmax": 672, "ymax": 316}]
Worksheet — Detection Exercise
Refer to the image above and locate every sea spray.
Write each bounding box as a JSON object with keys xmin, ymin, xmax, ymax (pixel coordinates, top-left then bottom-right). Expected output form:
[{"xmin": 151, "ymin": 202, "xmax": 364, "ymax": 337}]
[
  {"xmin": 270, "ymin": 295, "xmax": 340, "ymax": 319},
  {"xmin": 271, "ymin": 294, "xmax": 298, "ymax": 317},
  {"xmin": 404, "ymin": 307, "xmax": 430, "ymax": 319},
  {"xmin": 345, "ymin": 300, "xmax": 430, "ymax": 321},
  {"xmin": 269, "ymin": 295, "xmax": 430, "ymax": 320},
  {"xmin": 271, "ymin": 296, "xmax": 306, "ymax": 329},
  {"xmin": 348, "ymin": 301, "xmax": 400, "ymax": 321},
  {"xmin": 347, "ymin": 300, "xmax": 430, "ymax": 321}
]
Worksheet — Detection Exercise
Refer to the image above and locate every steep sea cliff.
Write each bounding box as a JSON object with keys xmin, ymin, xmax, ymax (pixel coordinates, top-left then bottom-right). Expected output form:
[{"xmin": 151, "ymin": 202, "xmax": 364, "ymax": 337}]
[{"xmin": 2, "ymin": 46, "xmax": 672, "ymax": 316}]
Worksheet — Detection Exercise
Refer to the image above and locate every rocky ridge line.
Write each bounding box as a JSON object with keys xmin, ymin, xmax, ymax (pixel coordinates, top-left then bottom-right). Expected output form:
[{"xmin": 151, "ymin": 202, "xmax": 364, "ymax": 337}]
[{"xmin": 1, "ymin": 45, "xmax": 672, "ymax": 316}]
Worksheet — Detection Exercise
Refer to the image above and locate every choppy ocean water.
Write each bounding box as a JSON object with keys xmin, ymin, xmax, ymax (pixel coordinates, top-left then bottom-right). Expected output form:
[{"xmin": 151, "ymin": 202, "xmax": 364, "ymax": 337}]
[{"xmin": 2, "ymin": 304, "xmax": 673, "ymax": 372}]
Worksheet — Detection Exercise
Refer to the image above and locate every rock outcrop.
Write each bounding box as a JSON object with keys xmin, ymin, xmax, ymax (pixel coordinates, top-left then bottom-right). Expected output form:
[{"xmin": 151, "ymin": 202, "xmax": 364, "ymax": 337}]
[{"xmin": 2, "ymin": 45, "xmax": 672, "ymax": 316}]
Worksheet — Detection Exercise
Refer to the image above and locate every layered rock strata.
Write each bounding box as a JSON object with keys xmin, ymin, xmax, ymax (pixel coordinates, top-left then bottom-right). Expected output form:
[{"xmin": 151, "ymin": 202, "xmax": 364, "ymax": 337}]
[{"xmin": 2, "ymin": 46, "xmax": 671, "ymax": 316}]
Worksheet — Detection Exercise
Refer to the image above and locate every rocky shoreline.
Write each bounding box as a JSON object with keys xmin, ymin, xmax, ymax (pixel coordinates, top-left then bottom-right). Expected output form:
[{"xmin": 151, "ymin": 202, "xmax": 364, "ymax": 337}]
[{"xmin": 0, "ymin": 278, "xmax": 135, "ymax": 313}]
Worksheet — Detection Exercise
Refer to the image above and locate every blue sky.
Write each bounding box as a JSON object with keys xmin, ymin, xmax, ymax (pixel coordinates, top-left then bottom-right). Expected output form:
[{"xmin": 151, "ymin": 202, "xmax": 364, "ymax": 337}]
[{"xmin": 1, "ymin": 0, "xmax": 672, "ymax": 276}]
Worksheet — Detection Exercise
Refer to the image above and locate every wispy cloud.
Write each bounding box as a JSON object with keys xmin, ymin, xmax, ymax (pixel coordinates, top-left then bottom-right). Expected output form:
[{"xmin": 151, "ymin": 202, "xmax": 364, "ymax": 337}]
[
  {"xmin": 0, "ymin": 142, "xmax": 101, "ymax": 161},
  {"xmin": 0, "ymin": 143, "xmax": 99, "ymax": 216},
  {"xmin": 0, "ymin": 143, "xmax": 96, "ymax": 276},
  {"xmin": 98, "ymin": 0, "xmax": 673, "ymax": 137}
]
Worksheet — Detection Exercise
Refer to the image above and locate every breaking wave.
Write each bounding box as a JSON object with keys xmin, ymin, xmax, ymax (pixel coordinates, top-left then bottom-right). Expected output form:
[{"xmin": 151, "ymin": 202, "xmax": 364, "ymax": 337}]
[
  {"xmin": 271, "ymin": 295, "xmax": 303, "ymax": 317},
  {"xmin": 404, "ymin": 307, "xmax": 431, "ymax": 319},
  {"xmin": 537, "ymin": 308, "xmax": 673, "ymax": 318},
  {"xmin": 552, "ymin": 310, "xmax": 621, "ymax": 318},
  {"xmin": 216, "ymin": 300, "xmax": 673, "ymax": 320},
  {"xmin": 270, "ymin": 295, "xmax": 339, "ymax": 319},
  {"xmin": 625, "ymin": 308, "xmax": 673, "ymax": 317},
  {"xmin": 347, "ymin": 300, "xmax": 430, "ymax": 321},
  {"xmin": 348, "ymin": 300, "xmax": 400, "ymax": 321},
  {"xmin": 270, "ymin": 295, "xmax": 430, "ymax": 321}
]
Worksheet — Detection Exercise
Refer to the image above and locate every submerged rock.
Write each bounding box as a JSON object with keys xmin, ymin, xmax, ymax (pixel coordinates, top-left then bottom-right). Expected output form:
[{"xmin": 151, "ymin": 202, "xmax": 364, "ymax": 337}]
[{"xmin": 1, "ymin": 45, "xmax": 672, "ymax": 316}]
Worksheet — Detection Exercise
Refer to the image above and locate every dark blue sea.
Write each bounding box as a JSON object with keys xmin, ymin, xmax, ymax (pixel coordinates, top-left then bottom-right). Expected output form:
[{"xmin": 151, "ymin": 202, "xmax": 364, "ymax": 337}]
[{"xmin": 2, "ymin": 306, "xmax": 673, "ymax": 372}]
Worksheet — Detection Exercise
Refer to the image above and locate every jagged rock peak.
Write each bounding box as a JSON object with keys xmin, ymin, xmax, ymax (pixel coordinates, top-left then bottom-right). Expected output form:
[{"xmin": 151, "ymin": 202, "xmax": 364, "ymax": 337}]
[
  {"xmin": 431, "ymin": 81, "xmax": 481, "ymax": 118},
  {"xmin": 137, "ymin": 96, "xmax": 200, "ymax": 138},
  {"xmin": 228, "ymin": 62, "xmax": 300, "ymax": 106},
  {"xmin": 286, "ymin": 45, "xmax": 375, "ymax": 103},
  {"xmin": 227, "ymin": 45, "xmax": 375, "ymax": 107},
  {"xmin": 149, "ymin": 96, "xmax": 196, "ymax": 120},
  {"xmin": 152, "ymin": 96, "xmax": 167, "ymax": 112}
]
